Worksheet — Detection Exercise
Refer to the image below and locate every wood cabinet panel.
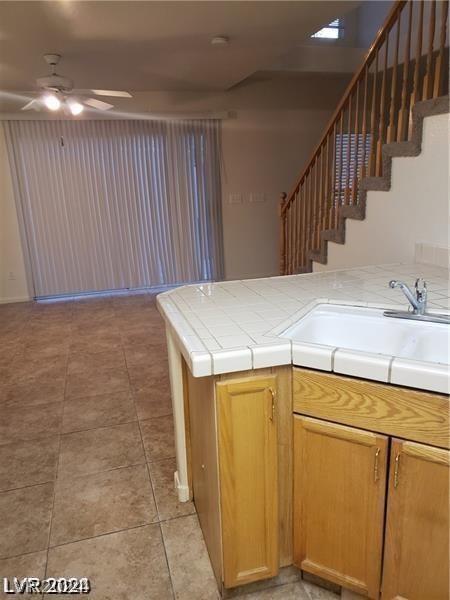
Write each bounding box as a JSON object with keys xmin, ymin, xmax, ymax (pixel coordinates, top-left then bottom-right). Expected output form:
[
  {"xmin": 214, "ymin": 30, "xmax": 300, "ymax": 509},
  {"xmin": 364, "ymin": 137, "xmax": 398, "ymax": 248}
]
[
  {"xmin": 217, "ymin": 376, "xmax": 279, "ymax": 588},
  {"xmin": 382, "ymin": 439, "xmax": 450, "ymax": 600},
  {"xmin": 187, "ymin": 372, "xmax": 222, "ymax": 586},
  {"xmin": 293, "ymin": 368, "xmax": 449, "ymax": 449},
  {"xmin": 275, "ymin": 365, "xmax": 293, "ymax": 567},
  {"xmin": 293, "ymin": 415, "xmax": 387, "ymax": 598}
]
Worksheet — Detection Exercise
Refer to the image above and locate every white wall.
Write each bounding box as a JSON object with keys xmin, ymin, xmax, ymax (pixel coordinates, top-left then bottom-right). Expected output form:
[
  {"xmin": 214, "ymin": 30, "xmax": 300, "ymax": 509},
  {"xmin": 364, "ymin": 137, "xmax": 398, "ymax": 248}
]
[
  {"xmin": 356, "ymin": 1, "xmax": 393, "ymax": 48},
  {"xmin": 217, "ymin": 74, "xmax": 349, "ymax": 279},
  {"xmin": 0, "ymin": 122, "xmax": 29, "ymax": 303},
  {"xmin": 314, "ymin": 113, "xmax": 450, "ymax": 273},
  {"xmin": 221, "ymin": 108, "xmax": 334, "ymax": 279}
]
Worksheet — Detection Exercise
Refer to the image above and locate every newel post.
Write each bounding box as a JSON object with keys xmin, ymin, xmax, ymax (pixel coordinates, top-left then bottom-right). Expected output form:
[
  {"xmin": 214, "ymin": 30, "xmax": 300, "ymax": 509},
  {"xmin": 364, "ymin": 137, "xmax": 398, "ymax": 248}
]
[{"xmin": 279, "ymin": 192, "xmax": 287, "ymax": 275}]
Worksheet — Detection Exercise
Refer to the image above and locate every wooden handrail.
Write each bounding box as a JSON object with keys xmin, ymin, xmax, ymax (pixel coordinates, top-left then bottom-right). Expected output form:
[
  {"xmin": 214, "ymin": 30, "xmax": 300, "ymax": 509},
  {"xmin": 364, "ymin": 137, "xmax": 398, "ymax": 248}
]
[
  {"xmin": 279, "ymin": 192, "xmax": 287, "ymax": 275},
  {"xmin": 280, "ymin": 0, "xmax": 449, "ymax": 275},
  {"xmin": 282, "ymin": 0, "xmax": 407, "ymax": 215}
]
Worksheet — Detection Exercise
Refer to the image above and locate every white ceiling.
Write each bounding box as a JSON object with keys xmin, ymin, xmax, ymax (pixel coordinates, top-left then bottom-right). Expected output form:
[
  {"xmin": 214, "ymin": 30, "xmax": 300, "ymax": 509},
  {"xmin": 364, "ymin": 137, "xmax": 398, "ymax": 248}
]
[{"xmin": 0, "ymin": 1, "xmax": 359, "ymax": 94}]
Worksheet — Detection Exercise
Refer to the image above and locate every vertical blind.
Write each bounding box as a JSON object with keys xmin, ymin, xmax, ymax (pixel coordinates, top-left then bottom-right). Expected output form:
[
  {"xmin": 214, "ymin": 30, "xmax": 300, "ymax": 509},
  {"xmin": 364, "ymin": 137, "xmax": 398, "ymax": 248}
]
[
  {"xmin": 334, "ymin": 133, "xmax": 372, "ymax": 205},
  {"xmin": 4, "ymin": 119, "xmax": 223, "ymax": 298}
]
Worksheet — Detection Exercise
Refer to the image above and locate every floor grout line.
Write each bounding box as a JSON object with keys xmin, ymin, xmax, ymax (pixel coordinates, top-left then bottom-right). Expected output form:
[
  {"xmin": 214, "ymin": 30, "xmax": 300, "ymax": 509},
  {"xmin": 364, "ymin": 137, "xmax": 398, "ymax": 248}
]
[
  {"xmin": 45, "ymin": 521, "xmax": 160, "ymax": 551},
  {"xmin": 0, "ymin": 510, "xmax": 197, "ymax": 563},
  {"xmin": 159, "ymin": 521, "xmax": 177, "ymax": 600},
  {"xmin": 43, "ymin": 349, "xmax": 68, "ymax": 580},
  {"xmin": 126, "ymin": 348, "xmax": 179, "ymax": 600},
  {"xmin": 0, "ymin": 477, "xmax": 58, "ymax": 495},
  {"xmin": 59, "ymin": 415, "xmax": 138, "ymax": 437}
]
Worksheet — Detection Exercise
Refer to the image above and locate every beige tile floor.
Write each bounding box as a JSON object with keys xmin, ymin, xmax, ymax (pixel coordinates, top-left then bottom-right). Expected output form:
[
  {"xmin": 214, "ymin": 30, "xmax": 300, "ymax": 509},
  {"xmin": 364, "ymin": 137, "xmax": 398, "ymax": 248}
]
[{"xmin": 0, "ymin": 293, "xmax": 339, "ymax": 600}]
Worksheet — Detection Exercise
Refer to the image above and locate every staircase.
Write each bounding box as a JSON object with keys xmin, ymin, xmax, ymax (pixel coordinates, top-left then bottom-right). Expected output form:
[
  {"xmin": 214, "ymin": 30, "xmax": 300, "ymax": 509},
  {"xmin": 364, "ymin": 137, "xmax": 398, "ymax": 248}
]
[{"xmin": 280, "ymin": 0, "xmax": 449, "ymax": 275}]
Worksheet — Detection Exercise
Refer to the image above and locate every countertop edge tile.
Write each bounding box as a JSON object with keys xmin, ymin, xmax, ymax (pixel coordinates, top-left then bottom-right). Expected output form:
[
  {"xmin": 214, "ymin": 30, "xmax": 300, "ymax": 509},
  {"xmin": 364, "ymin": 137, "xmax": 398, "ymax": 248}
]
[
  {"xmin": 211, "ymin": 347, "xmax": 253, "ymax": 375},
  {"xmin": 190, "ymin": 351, "xmax": 213, "ymax": 378},
  {"xmin": 334, "ymin": 348, "xmax": 392, "ymax": 383},
  {"xmin": 390, "ymin": 357, "xmax": 450, "ymax": 395},
  {"xmin": 250, "ymin": 341, "xmax": 292, "ymax": 369},
  {"xmin": 292, "ymin": 342, "xmax": 334, "ymax": 372}
]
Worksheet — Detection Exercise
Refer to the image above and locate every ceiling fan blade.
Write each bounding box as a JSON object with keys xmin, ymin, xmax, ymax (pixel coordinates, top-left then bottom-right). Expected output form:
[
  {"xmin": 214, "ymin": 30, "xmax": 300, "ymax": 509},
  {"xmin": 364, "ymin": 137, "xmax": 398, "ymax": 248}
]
[
  {"xmin": 21, "ymin": 99, "xmax": 41, "ymax": 111},
  {"xmin": 84, "ymin": 98, "xmax": 114, "ymax": 111},
  {"xmin": 91, "ymin": 89, "xmax": 132, "ymax": 98}
]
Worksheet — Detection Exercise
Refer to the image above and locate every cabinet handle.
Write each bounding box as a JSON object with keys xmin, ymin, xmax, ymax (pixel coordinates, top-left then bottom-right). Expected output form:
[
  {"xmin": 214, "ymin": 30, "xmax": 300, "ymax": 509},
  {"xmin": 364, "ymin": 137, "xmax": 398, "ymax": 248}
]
[
  {"xmin": 269, "ymin": 387, "xmax": 276, "ymax": 422},
  {"xmin": 374, "ymin": 447, "xmax": 381, "ymax": 482},
  {"xmin": 394, "ymin": 452, "xmax": 401, "ymax": 488}
]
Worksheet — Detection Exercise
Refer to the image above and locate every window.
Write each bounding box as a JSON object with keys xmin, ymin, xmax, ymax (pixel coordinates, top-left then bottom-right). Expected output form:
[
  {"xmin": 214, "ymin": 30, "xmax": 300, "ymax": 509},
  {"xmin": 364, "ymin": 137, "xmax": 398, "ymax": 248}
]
[
  {"xmin": 333, "ymin": 132, "xmax": 372, "ymax": 205},
  {"xmin": 311, "ymin": 19, "xmax": 343, "ymax": 40}
]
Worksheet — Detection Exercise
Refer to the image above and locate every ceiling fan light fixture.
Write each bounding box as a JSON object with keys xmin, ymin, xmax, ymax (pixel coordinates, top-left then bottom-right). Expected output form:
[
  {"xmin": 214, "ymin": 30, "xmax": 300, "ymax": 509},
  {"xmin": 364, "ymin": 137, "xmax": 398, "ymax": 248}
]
[
  {"xmin": 67, "ymin": 99, "xmax": 84, "ymax": 116},
  {"xmin": 211, "ymin": 35, "xmax": 229, "ymax": 46},
  {"xmin": 91, "ymin": 89, "xmax": 132, "ymax": 98},
  {"xmin": 43, "ymin": 93, "xmax": 61, "ymax": 111}
]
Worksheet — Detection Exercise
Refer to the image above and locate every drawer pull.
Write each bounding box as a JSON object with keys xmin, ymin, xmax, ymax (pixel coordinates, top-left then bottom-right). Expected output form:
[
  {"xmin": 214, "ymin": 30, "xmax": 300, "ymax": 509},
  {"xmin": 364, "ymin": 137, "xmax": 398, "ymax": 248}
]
[
  {"xmin": 374, "ymin": 447, "xmax": 381, "ymax": 482},
  {"xmin": 269, "ymin": 388, "xmax": 276, "ymax": 422},
  {"xmin": 394, "ymin": 453, "xmax": 401, "ymax": 488}
]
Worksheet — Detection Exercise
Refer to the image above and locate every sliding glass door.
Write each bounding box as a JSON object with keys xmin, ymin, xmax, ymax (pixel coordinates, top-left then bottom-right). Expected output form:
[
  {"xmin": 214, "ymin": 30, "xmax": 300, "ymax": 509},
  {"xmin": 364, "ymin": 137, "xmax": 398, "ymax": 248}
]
[{"xmin": 4, "ymin": 118, "xmax": 223, "ymax": 297}]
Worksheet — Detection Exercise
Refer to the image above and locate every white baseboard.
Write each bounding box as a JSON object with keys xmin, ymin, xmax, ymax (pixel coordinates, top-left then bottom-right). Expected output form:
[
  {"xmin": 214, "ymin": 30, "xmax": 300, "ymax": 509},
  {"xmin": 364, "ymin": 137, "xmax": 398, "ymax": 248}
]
[
  {"xmin": 174, "ymin": 470, "xmax": 190, "ymax": 503},
  {"xmin": 0, "ymin": 295, "xmax": 31, "ymax": 304}
]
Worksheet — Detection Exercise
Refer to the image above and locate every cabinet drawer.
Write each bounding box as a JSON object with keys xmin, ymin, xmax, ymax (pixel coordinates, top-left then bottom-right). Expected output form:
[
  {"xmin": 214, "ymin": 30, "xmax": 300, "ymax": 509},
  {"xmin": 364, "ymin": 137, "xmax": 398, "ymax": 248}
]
[{"xmin": 293, "ymin": 368, "xmax": 449, "ymax": 449}]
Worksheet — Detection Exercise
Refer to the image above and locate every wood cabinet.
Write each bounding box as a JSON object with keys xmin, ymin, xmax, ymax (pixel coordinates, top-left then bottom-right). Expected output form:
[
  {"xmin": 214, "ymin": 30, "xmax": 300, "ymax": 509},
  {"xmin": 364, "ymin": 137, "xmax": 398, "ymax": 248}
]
[
  {"xmin": 186, "ymin": 363, "xmax": 448, "ymax": 595},
  {"xmin": 293, "ymin": 369, "xmax": 449, "ymax": 599},
  {"xmin": 382, "ymin": 440, "xmax": 450, "ymax": 600},
  {"xmin": 293, "ymin": 416, "xmax": 387, "ymax": 598},
  {"xmin": 217, "ymin": 376, "xmax": 279, "ymax": 588},
  {"xmin": 187, "ymin": 368, "xmax": 284, "ymax": 590}
]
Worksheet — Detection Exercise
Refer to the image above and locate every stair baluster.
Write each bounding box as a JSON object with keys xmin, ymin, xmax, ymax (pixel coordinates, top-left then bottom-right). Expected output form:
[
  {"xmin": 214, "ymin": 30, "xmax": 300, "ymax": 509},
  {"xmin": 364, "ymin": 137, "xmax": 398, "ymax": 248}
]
[{"xmin": 280, "ymin": 0, "xmax": 449, "ymax": 275}]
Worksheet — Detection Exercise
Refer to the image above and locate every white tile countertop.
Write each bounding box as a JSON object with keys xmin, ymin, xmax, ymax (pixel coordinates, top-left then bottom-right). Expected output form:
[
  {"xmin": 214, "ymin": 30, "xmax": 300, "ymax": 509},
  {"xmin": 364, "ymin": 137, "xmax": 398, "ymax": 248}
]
[{"xmin": 157, "ymin": 263, "xmax": 450, "ymax": 394}]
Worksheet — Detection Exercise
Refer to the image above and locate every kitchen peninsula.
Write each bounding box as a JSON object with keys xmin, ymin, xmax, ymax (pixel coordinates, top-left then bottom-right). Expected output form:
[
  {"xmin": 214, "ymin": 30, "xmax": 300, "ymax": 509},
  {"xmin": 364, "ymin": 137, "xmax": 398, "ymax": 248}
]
[{"xmin": 157, "ymin": 263, "xmax": 449, "ymax": 598}]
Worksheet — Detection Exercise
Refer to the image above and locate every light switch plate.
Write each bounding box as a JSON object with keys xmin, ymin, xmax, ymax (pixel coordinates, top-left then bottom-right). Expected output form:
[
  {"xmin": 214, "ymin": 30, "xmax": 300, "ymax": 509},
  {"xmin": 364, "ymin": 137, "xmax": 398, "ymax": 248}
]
[
  {"xmin": 249, "ymin": 192, "xmax": 266, "ymax": 203},
  {"xmin": 229, "ymin": 193, "xmax": 243, "ymax": 204}
]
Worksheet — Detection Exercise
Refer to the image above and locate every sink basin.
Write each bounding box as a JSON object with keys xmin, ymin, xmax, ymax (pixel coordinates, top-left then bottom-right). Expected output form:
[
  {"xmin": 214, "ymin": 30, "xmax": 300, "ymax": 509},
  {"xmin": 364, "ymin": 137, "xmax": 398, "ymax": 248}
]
[{"xmin": 281, "ymin": 304, "xmax": 449, "ymax": 364}]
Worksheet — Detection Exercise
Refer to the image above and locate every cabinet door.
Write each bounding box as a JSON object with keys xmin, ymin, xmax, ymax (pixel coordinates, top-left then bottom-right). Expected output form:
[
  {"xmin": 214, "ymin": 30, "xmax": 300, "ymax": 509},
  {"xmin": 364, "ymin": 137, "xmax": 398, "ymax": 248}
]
[
  {"xmin": 217, "ymin": 376, "xmax": 279, "ymax": 588},
  {"xmin": 293, "ymin": 415, "xmax": 387, "ymax": 598},
  {"xmin": 382, "ymin": 439, "xmax": 450, "ymax": 600}
]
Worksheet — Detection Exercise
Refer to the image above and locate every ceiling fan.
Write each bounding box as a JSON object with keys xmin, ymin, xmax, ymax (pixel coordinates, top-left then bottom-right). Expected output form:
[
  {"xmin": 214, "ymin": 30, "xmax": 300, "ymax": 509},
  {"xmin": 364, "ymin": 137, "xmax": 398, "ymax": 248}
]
[{"xmin": 20, "ymin": 54, "xmax": 132, "ymax": 115}]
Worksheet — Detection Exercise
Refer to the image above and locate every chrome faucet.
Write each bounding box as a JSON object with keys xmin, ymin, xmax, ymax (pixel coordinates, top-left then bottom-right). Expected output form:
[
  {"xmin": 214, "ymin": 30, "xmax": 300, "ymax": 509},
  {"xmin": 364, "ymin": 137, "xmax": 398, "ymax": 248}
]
[
  {"xmin": 389, "ymin": 278, "xmax": 427, "ymax": 315},
  {"xmin": 384, "ymin": 278, "xmax": 449, "ymax": 324}
]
